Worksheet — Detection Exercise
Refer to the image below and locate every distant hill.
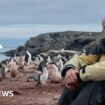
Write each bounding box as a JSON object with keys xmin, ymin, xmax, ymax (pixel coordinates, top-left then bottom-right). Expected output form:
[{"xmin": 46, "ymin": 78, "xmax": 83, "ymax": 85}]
[{"xmin": 5, "ymin": 31, "xmax": 104, "ymax": 56}]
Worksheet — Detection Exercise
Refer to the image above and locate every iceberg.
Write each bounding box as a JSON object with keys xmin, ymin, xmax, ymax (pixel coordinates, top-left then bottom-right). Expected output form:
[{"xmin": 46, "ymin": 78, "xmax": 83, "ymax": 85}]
[{"xmin": 0, "ymin": 44, "xmax": 3, "ymax": 49}]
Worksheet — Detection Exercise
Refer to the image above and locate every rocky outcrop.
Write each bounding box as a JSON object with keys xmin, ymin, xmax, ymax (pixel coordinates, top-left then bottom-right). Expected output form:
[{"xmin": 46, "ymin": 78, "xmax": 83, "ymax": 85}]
[{"xmin": 5, "ymin": 31, "xmax": 103, "ymax": 56}]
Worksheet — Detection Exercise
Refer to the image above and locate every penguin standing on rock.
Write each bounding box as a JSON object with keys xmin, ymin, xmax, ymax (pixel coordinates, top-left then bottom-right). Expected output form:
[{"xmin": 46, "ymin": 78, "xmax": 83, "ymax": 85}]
[{"xmin": 24, "ymin": 49, "xmax": 32, "ymax": 65}]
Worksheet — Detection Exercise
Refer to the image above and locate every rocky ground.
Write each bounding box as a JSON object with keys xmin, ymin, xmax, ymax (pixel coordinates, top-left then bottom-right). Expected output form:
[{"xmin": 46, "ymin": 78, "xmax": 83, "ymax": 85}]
[{"xmin": 0, "ymin": 69, "xmax": 63, "ymax": 105}]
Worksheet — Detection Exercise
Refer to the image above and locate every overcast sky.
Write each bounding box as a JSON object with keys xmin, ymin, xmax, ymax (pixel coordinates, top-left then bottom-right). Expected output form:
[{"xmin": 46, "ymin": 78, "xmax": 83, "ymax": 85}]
[{"xmin": 0, "ymin": 0, "xmax": 105, "ymax": 39}]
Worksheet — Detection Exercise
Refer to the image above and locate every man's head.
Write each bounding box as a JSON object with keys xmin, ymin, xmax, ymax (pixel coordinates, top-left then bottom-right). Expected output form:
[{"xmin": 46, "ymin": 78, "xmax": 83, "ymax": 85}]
[{"xmin": 102, "ymin": 17, "xmax": 105, "ymax": 33}]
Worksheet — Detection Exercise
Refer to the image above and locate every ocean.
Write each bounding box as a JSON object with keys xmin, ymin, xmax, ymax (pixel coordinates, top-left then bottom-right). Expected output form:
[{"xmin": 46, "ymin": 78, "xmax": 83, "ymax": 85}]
[
  {"xmin": 0, "ymin": 38, "xmax": 27, "ymax": 48},
  {"xmin": 0, "ymin": 48, "xmax": 11, "ymax": 62},
  {"xmin": 0, "ymin": 38, "xmax": 27, "ymax": 62}
]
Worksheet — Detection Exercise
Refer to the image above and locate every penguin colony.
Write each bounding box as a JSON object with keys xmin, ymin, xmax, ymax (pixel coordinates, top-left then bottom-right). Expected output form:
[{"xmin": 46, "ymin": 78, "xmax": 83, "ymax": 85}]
[{"xmin": 0, "ymin": 49, "xmax": 81, "ymax": 87}]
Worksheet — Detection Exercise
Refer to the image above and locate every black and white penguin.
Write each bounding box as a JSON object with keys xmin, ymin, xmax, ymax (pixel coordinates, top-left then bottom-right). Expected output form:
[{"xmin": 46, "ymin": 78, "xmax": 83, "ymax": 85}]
[
  {"xmin": 24, "ymin": 49, "xmax": 32, "ymax": 65},
  {"xmin": 37, "ymin": 54, "xmax": 44, "ymax": 62},
  {"xmin": 27, "ymin": 71, "xmax": 41, "ymax": 82},
  {"xmin": 54, "ymin": 54, "xmax": 64, "ymax": 73},
  {"xmin": 0, "ymin": 63, "xmax": 10, "ymax": 80},
  {"xmin": 37, "ymin": 60, "xmax": 47, "ymax": 72},
  {"xmin": 36, "ymin": 67, "xmax": 48, "ymax": 86},
  {"xmin": 46, "ymin": 55, "xmax": 52, "ymax": 65},
  {"xmin": 37, "ymin": 55, "xmax": 47, "ymax": 72}
]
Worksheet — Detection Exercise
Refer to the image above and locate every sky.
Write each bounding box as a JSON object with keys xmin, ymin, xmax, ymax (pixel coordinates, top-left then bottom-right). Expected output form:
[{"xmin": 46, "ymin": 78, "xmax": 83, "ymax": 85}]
[{"xmin": 0, "ymin": 0, "xmax": 105, "ymax": 39}]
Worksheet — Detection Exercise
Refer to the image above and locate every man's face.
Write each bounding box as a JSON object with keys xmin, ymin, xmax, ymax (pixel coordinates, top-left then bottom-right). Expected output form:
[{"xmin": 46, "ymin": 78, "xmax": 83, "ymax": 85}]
[
  {"xmin": 102, "ymin": 19, "xmax": 105, "ymax": 33},
  {"xmin": 103, "ymin": 25, "xmax": 105, "ymax": 33}
]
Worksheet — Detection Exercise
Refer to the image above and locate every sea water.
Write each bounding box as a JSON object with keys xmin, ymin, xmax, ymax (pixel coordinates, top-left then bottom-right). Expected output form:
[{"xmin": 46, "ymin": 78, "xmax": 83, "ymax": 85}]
[
  {"xmin": 0, "ymin": 48, "xmax": 11, "ymax": 62},
  {"xmin": 0, "ymin": 38, "xmax": 27, "ymax": 62}
]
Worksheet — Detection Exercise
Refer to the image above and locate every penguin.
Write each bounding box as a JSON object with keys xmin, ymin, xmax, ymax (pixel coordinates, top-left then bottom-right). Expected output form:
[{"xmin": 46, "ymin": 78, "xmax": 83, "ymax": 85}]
[
  {"xmin": 46, "ymin": 55, "xmax": 52, "ymax": 65},
  {"xmin": 8, "ymin": 60, "xmax": 18, "ymax": 78},
  {"xmin": 1, "ymin": 59, "xmax": 10, "ymax": 76},
  {"xmin": 57, "ymin": 54, "xmax": 62, "ymax": 59},
  {"xmin": 24, "ymin": 49, "xmax": 32, "ymax": 65},
  {"xmin": 27, "ymin": 73, "xmax": 40, "ymax": 82},
  {"xmin": 37, "ymin": 54, "xmax": 44, "ymax": 62},
  {"xmin": 36, "ymin": 67, "xmax": 48, "ymax": 87},
  {"xmin": 55, "ymin": 55, "xmax": 64, "ymax": 73},
  {"xmin": 0, "ymin": 64, "xmax": 7, "ymax": 79},
  {"xmin": 18, "ymin": 55, "xmax": 25, "ymax": 69},
  {"xmin": 37, "ymin": 60, "xmax": 47, "ymax": 72},
  {"xmin": 47, "ymin": 62, "xmax": 61, "ymax": 83},
  {"xmin": 0, "ymin": 68, "xmax": 2, "ymax": 81}
]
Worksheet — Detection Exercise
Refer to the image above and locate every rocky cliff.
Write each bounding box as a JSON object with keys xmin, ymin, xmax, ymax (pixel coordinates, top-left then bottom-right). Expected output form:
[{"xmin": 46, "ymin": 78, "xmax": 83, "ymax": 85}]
[{"xmin": 5, "ymin": 31, "xmax": 103, "ymax": 56}]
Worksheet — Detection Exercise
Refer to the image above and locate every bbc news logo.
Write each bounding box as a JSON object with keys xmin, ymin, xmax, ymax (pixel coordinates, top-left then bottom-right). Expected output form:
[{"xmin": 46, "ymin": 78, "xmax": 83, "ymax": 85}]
[{"xmin": 0, "ymin": 91, "xmax": 14, "ymax": 97}]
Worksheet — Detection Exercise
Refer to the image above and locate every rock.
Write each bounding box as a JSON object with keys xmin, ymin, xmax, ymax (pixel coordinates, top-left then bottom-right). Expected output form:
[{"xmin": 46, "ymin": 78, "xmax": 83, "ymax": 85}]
[
  {"xmin": 13, "ymin": 90, "xmax": 23, "ymax": 95},
  {"xmin": 4, "ymin": 31, "xmax": 103, "ymax": 56}
]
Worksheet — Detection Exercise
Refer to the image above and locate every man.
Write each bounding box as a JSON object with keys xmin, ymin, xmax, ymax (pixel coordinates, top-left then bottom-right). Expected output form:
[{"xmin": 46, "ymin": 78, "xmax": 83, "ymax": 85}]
[
  {"xmin": 102, "ymin": 17, "xmax": 105, "ymax": 33},
  {"xmin": 57, "ymin": 18, "xmax": 105, "ymax": 105}
]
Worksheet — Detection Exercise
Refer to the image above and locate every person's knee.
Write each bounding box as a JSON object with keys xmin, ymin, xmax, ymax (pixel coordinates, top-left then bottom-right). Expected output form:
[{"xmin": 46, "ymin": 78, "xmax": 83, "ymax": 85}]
[
  {"xmin": 57, "ymin": 87, "xmax": 74, "ymax": 105},
  {"xmin": 70, "ymin": 81, "xmax": 105, "ymax": 105}
]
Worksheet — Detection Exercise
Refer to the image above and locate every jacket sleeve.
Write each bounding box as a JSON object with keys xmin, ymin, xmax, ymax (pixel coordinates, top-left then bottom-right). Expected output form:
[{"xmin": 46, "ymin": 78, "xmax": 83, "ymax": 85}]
[
  {"xmin": 79, "ymin": 60, "xmax": 105, "ymax": 81},
  {"xmin": 61, "ymin": 54, "xmax": 99, "ymax": 77}
]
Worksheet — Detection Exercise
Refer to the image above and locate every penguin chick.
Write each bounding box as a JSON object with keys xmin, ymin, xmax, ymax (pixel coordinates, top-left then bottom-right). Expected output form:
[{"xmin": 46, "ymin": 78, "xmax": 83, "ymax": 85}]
[
  {"xmin": 8, "ymin": 61, "xmax": 18, "ymax": 78},
  {"xmin": 36, "ymin": 67, "xmax": 48, "ymax": 87},
  {"xmin": 50, "ymin": 63, "xmax": 61, "ymax": 83}
]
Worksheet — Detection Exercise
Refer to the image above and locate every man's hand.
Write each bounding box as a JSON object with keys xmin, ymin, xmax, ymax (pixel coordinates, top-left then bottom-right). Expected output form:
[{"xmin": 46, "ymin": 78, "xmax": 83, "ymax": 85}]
[{"xmin": 64, "ymin": 69, "xmax": 78, "ymax": 89}]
